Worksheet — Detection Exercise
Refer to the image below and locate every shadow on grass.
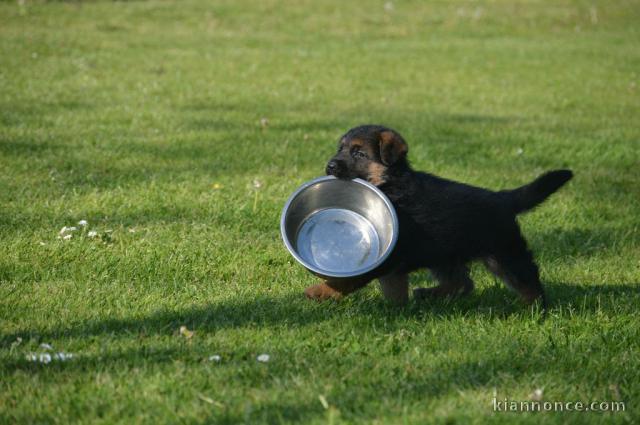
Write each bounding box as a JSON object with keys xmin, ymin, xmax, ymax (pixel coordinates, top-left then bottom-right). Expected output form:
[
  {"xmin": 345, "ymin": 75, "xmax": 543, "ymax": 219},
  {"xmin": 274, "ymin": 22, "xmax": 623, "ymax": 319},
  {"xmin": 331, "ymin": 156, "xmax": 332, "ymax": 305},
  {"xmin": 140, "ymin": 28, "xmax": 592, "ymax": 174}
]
[
  {"xmin": 3, "ymin": 283, "xmax": 635, "ymax": 424},
  {"xmin": 0, "ymin": 337, "xmax": 563, "ymax": 424},
  {"xmin": 3, "ymin": 282, "xmax": 638, "ymax": 346},
  {"xmin": 2, "ymin": 282, "xmax": 636, "ymax": 423}
]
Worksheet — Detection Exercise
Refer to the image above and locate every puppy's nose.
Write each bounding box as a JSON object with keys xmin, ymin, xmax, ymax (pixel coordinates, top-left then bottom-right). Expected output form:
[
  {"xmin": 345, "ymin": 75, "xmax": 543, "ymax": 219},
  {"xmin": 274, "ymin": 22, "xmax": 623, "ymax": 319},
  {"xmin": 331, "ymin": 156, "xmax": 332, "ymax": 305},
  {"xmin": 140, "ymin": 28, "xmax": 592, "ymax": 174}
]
[{"xmin": 326, "ymin": 160, "xmax": 338, "ymax": 175}]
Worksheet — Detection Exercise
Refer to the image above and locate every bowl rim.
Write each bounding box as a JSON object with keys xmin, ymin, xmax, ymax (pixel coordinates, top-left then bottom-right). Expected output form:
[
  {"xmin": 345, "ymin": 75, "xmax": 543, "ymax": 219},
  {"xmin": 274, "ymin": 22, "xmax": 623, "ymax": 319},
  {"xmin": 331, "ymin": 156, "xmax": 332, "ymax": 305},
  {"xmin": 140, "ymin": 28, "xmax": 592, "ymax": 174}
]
[{"xmin": 280, "ymin": 175, "xmax": 399, "ymax": 278}]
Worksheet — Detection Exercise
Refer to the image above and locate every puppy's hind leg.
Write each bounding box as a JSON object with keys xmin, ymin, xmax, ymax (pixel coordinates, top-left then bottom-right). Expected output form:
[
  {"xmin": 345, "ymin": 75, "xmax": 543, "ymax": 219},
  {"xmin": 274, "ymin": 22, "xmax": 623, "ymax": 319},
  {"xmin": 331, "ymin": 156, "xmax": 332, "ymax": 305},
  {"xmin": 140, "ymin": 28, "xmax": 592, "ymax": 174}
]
[
  {"xmin": 378, "ymin": 272, "xmax": 409, "ymax": 305},
  {"xmin": 413, "ymin": 264, "xmax": 474, "ymax": 301},
  {"xmin": 484, "ymin": 248, "xmax": 546, "ymax": 309}
]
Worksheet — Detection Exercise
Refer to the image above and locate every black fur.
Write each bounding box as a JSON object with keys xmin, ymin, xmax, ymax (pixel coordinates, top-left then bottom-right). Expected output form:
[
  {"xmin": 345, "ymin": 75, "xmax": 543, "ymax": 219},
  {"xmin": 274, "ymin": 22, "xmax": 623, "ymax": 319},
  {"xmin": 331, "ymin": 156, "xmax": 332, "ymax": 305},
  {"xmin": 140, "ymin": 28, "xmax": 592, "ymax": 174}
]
[
  {"xmin": 506, "ymin": 170, "xmax": 573, "ymax": 213},
  {"xmin": 324, "ymin": 125, "xmax": 573, "ymax": 308}
]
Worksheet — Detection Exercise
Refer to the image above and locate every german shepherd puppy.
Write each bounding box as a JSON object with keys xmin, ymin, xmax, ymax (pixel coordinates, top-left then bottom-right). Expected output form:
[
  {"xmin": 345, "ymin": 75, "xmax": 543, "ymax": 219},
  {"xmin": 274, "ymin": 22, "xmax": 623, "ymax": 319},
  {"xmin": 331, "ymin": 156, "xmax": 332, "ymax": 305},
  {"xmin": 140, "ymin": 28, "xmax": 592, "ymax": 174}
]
[{"xmin": 304, "ymin": 125, "xmax": 573, "ymax": 308}]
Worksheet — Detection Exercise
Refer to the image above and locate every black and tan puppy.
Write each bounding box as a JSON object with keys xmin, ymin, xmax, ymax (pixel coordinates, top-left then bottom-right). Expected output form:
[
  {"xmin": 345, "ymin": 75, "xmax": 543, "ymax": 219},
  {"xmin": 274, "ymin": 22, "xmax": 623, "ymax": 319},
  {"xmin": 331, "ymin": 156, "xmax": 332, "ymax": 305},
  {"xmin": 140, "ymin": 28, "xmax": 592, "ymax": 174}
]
[{"xmin": 304, "ymin": 125, "xmax": 573, "ymax": 308}]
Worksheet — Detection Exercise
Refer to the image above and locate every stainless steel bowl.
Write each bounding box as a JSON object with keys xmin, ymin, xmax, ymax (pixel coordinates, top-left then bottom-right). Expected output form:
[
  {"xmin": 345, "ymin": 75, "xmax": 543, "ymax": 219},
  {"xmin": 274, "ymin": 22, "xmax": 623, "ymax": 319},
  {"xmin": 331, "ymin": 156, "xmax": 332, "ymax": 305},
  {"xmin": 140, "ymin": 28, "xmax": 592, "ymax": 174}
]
[{"xmin": 280, "ymin": 176, "xmax": 398, "ymax": 280}]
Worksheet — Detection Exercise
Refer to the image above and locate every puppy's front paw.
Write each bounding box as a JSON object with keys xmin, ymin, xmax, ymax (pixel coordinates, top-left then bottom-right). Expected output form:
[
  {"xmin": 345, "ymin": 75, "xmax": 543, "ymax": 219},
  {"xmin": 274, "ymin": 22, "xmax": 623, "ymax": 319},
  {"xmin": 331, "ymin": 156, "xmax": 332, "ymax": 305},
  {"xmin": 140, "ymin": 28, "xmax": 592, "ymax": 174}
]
[{"xmin": 304, "ymin": 283, "xmax": 343, "ymax": 302}]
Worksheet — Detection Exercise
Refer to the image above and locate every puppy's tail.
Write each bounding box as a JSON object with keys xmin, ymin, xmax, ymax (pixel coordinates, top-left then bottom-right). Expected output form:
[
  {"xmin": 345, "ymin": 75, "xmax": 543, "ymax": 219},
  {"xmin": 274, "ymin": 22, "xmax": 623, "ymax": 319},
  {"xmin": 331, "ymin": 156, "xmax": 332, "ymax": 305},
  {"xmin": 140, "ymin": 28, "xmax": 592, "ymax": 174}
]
[{"xmin": 507, "ymin": 169, "xmax": 573, "ymax": 214}]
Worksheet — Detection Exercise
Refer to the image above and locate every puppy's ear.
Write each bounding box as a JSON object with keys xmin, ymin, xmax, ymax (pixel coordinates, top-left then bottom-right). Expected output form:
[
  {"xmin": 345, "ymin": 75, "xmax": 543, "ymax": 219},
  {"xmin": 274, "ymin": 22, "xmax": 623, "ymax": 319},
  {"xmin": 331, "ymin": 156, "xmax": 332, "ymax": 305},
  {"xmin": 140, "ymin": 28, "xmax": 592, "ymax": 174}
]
[{"xmin": 379, "ymin": 131, "xmax": 408, "ymax": 166}]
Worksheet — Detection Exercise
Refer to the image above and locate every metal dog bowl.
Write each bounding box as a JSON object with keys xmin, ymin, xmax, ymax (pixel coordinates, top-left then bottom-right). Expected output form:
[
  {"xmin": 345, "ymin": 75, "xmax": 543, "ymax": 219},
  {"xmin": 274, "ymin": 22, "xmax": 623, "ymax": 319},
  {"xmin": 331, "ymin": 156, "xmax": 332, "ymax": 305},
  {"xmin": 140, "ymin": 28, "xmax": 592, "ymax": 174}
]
[{"xmin": 280, "ymin": 176, "xmax": 398, "ymax": 280}]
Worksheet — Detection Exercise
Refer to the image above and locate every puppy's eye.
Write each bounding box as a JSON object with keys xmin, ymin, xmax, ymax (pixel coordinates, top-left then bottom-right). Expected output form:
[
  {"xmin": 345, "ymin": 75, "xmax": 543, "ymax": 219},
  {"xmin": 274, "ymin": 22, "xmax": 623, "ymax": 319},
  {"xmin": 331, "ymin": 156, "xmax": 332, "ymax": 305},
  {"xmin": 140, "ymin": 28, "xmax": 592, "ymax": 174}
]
[{"xmin": 351, "ymin": 150, "xmax": 367, "ymax": 159}]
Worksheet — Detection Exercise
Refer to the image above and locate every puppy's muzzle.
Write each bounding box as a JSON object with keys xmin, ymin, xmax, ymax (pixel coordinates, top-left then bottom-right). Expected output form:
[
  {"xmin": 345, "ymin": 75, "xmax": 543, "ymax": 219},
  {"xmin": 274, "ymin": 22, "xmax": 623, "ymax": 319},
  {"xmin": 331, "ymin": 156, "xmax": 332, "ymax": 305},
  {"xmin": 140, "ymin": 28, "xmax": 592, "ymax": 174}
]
[{"xmin": 326, "ymin": 159, "xmax": 344, "ymax": 177}]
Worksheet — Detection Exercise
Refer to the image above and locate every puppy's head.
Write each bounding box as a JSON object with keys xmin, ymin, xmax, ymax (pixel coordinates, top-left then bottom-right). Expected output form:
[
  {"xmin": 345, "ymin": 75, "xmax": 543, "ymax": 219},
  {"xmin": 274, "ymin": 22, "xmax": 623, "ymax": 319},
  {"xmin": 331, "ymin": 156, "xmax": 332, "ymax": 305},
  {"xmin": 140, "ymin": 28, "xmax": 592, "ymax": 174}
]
[{"xmin": 326, "ymin": 125, "xmax": 408, "ymax": 186}]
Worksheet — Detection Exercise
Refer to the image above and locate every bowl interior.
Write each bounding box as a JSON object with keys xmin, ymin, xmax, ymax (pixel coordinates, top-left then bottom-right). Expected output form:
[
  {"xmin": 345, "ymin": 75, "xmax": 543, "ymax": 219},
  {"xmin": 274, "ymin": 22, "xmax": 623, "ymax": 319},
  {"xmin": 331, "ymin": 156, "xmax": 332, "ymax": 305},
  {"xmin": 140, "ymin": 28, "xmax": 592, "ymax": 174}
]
[{"xmin": 281, "ymin": 177, "xmax": 397, "ymax": 278}]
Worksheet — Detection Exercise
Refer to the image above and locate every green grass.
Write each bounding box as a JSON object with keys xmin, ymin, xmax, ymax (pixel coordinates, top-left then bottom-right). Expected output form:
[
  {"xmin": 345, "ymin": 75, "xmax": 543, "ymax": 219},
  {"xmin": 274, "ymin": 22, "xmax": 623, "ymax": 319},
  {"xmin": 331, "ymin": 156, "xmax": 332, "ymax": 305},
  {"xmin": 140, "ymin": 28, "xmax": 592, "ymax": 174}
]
[{"xmin": 1, "ymin": 0, "xmax": 639, "ymax": 423}]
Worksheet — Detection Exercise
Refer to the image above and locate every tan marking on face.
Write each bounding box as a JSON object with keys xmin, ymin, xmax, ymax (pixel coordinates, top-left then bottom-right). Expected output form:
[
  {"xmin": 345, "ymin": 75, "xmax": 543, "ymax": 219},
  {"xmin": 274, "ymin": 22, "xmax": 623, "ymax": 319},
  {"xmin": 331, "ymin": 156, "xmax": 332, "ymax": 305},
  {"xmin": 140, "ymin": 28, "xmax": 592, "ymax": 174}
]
[
  {"xmin": 349, "ymin": 139, "xmax": 364, "ymax": 149},
  {"xmin": 367, "ymin": 162, "xmax": 387, "ymax": 186}
]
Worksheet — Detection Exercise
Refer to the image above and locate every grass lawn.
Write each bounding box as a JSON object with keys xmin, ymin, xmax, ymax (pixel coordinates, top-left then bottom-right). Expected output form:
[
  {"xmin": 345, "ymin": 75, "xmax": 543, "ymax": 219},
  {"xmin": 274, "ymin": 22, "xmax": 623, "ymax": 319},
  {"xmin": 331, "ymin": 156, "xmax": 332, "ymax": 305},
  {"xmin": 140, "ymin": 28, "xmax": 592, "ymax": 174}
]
[{"xmin": 1, "ymin": 0, "xmax": 639, "ymax": 423}]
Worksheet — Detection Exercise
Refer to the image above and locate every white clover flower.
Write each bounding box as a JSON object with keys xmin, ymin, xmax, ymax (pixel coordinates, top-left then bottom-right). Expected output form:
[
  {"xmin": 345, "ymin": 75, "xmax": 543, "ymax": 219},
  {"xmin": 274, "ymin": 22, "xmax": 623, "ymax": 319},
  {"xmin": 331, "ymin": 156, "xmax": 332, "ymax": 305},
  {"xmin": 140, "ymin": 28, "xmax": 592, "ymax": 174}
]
[
  {"xmin": 59, "ymin": 226, "xmax": 77, "ymax": 237},
  {"xmin": 54, "ymin": 352, "xmax": 74, "ymax": 361},
  {"xmin": 179, "ymin": 325, "xmax": 194, "ymax": 339},
  {"xmin": 208, "ymin": 355, "xmax": 221, "ymax": 362},
  {"xmin": 88, "ymin": 231, "xmax": 98, "ymax": 238},
  {"xmin": 26, "ymin": 353, "xmax": 37, "ymax": 362},
  {"xmin": 39, "ymin": 343, "xmax": 53, "ymax": 351},
  {"xmin": 256, "ymin": 354, "xmax": 270, "ymax": 363},
  {"xmin": 530, "ymin": 388, "xmax": 543, "ymax": 401},
  {"xmin": 63, "ymin": 234, "xmax": 72, "ymax": 240},
  {"xmin": 39, "ymin": 353, "xmax": 52, "ymax": 364},
  {"xmin": 78, "ymin": 220, "xmax": 88, "ymax": 227}
]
